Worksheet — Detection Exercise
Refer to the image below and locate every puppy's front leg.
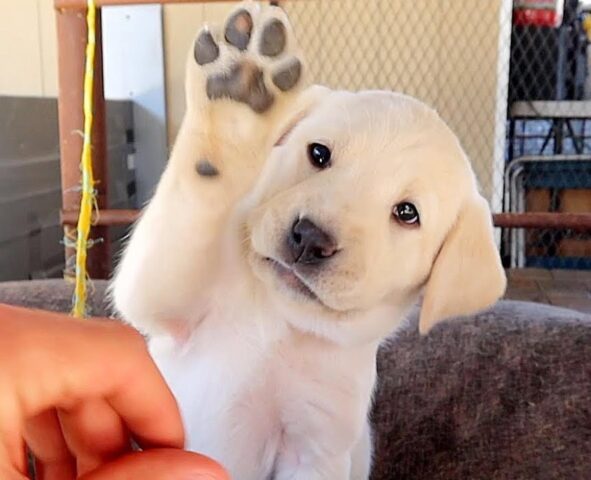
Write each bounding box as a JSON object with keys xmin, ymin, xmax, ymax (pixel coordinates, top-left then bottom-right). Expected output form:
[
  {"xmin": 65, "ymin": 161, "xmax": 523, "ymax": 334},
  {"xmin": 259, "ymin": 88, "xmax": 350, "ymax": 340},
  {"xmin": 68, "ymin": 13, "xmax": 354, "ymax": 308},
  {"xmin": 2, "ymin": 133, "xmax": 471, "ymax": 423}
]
[{"xmin": 112, "ymin": 3, "xmax": 305, "ymax": 337}]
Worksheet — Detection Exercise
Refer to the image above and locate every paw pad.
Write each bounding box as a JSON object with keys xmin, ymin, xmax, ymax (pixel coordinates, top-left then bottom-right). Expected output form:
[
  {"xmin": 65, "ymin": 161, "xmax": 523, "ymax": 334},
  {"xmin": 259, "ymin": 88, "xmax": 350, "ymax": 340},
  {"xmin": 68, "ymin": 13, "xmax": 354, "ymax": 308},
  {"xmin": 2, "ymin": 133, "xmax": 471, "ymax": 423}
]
[
  {"xmin": 194, "ymin": 30, "xmax": 219, "ymax": 66},
  {"xmin": 225, "ymin": 9, "xmax": 253, "ymax": 51},
  {"xmin": 195, "ymin": 159, "xmax": 219, "ymax": 177},
  {"xmin": 207, "ymin": 62, "xmax": 274, "ymax": 114},
  {"xmin": 260, "ymin": 19, "xmax": 287, "ymax": 58},
  {"xmin": 272, "ymin": 57, "xmax": 302, "ymax": 92},
  {"xmin": 192, "ymin": 7, "xmax": 302, "ymax": 114}
]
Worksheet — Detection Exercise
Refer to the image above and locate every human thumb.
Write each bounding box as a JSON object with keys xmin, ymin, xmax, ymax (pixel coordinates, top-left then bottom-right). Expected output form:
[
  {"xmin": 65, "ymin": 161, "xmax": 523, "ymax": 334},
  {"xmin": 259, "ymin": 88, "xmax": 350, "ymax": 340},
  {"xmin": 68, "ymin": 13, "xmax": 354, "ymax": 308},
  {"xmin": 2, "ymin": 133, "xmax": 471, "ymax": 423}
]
[{"xmin": 80, "ymin": 448, "xmax": 230, "ymax": 480}]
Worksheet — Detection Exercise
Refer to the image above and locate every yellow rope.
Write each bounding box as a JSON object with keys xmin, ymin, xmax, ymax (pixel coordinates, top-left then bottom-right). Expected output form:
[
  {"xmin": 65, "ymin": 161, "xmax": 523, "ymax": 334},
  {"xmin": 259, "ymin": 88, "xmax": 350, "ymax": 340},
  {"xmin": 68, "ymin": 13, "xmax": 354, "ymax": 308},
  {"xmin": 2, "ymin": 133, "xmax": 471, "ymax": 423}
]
[{"xmin": 72, "ymin": 0, "xmax": 98, "ymax": 318}]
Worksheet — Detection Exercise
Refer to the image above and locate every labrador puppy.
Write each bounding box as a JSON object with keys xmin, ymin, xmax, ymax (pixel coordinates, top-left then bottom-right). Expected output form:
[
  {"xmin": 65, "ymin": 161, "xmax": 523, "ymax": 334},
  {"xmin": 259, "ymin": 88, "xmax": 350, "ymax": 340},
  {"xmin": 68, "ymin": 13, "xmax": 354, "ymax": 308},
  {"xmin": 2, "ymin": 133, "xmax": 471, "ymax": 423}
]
[{"xmin": 112, "ymin": 3, "xmax": 506, "ymax": 479}]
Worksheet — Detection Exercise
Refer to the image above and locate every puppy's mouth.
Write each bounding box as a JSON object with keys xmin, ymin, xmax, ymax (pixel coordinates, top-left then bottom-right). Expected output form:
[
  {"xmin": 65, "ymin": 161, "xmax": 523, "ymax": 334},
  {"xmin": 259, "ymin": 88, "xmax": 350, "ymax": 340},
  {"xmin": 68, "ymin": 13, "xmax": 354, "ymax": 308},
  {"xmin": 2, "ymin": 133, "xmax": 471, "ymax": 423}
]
[{"xmin": 263, "ymin": 257, "xmax": 320, "ymax": 302}]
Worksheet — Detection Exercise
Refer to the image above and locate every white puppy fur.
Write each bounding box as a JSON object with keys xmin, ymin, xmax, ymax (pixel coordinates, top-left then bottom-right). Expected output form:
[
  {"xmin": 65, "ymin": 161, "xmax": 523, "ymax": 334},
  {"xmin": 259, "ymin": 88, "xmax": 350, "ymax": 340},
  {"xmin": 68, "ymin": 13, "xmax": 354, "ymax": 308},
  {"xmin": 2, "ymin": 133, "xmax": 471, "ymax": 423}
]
[{"xmin": 112, "ymin": 3, "xmax": 506, "ymax": 479}]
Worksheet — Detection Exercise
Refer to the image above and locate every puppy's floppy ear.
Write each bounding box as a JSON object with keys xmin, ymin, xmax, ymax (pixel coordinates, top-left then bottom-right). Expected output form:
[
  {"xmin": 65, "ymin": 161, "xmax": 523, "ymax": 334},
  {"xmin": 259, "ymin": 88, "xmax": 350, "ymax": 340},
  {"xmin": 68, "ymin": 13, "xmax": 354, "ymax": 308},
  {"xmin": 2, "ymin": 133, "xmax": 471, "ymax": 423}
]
[
  {"xmin": 274, "ymin": 110, "xmax": 309, "ymax": 147},
  {"xmin": 271, "ymin": 85, "xmax": 330, "ymax": 147},
  {"xmin": 419, "ymin": 194, "xmax": 506, "ymax": 334}
]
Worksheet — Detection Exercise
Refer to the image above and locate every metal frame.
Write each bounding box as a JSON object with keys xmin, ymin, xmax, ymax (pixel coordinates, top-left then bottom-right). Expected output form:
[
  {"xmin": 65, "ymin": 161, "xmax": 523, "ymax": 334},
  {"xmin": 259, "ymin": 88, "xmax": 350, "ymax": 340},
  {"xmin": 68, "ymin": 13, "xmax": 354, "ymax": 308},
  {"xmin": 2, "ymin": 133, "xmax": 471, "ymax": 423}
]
[
  {"xmin": 54, "ymin": 0, "xmax": 591, "ymax": 279},
  {"xmin": 504, "ymin": 155, "xmax": 591, "ymax": 267}
]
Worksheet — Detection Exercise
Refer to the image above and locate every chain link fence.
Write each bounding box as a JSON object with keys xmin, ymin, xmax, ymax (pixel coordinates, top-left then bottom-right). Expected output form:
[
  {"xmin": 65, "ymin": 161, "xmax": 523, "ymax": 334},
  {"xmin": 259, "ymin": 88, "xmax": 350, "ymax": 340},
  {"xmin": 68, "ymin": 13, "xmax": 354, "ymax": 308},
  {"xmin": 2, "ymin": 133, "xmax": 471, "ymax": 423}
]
[{"xmin": 282, "ymin": 0, "xmax": 591, "ymax": 270}]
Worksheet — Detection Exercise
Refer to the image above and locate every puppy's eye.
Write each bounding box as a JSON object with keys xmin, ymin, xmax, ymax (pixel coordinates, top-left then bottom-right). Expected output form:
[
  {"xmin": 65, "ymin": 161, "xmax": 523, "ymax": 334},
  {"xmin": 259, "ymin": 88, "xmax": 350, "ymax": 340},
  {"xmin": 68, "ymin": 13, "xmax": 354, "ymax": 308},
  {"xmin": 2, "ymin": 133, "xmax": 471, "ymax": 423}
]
[
  {"xmin": 307, "ymin": 143, "xmax": 332, "ymax": 169},
  {"xmin": 393, "ymin": 202, "xmax": 420, "ymax": 226}
]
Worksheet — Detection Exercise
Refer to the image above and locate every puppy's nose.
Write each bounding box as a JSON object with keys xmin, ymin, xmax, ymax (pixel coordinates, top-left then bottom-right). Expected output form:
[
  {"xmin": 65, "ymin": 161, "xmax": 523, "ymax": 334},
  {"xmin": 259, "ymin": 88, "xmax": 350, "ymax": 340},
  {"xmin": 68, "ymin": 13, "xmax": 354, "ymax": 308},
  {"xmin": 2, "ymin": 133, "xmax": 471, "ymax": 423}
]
[{"xmin": 288, "ymin": 217, "xmax": 338, "ymax": 265}]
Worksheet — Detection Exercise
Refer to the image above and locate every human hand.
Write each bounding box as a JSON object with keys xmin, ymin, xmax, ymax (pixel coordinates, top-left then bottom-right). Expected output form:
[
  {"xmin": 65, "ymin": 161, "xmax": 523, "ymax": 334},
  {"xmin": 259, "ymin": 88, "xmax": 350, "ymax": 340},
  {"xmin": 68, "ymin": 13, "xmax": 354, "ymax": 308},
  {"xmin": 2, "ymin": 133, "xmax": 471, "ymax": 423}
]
[{"xmin": 0, "ymin": 304, "xmax": 228, "ymax": 480}]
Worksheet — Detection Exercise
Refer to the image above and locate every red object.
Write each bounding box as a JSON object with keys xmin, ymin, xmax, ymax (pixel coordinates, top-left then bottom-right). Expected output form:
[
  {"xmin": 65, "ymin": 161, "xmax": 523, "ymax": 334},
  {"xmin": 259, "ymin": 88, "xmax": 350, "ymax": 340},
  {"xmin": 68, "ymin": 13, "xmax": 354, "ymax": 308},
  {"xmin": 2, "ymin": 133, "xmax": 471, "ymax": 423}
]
[{"xmin": 513, "ymin": 8, "xmax": 563, "ymax": 27}]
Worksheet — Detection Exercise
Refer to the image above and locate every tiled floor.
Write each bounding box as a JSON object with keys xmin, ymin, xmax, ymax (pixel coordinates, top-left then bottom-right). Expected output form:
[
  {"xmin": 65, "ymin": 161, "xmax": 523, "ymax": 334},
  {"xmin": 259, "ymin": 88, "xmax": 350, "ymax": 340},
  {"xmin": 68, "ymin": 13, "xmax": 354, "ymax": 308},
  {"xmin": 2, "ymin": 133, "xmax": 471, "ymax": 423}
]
[{"xmin": 505, "ymin": 269, "xmax": 591, "ymax": 315}]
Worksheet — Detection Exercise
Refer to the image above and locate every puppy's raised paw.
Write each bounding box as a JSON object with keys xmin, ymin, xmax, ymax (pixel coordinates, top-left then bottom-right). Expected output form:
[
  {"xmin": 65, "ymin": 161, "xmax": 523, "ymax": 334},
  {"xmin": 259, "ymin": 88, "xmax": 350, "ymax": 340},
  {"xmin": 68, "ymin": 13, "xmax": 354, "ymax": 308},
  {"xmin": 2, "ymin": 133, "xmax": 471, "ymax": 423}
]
[{"xmin": 191, "ymin": 4, "xmax": 304, "ymax": 114}]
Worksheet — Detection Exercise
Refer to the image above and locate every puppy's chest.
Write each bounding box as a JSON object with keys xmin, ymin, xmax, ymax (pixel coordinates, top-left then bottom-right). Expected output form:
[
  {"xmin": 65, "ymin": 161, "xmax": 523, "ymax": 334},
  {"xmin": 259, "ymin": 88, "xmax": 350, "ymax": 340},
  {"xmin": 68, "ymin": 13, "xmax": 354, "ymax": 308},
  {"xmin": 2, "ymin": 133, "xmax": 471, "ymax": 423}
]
[
  {"xmin": 154, "ymin": 320, "xmax": 331, "ymax": 407},
  {"xmin": 150, "ymin": 313, "xmax": 363, "ymax": 456}
]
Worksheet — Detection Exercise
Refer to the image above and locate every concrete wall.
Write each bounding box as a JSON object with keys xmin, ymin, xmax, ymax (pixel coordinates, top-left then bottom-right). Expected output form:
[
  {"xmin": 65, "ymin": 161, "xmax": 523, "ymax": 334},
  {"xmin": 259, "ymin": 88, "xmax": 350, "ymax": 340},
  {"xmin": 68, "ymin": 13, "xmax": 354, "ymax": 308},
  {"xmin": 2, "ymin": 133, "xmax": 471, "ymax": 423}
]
[
  {"xmin": 0, "ymin": 4, "xmax": 168, "ymax": 205},
  {"xmin": 0, "ymin": 1, "xmax": 511, "ymax": 205},
  {"xmin": 0, "ymin": 0, "xmax": 58, "ymax": 97},
  {"xmin": 0, "ymin": 96, "xmax": 135, "ymax": 281}
]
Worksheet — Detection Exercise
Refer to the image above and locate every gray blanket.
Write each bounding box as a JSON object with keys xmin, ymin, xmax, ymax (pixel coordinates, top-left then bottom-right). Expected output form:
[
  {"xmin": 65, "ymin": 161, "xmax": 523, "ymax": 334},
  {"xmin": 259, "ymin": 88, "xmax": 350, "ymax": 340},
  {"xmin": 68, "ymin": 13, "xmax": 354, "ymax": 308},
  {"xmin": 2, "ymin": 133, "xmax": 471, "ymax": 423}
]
[{"xmin": 1, "ymin": 280, "xmax": 590, "ymax": 479}]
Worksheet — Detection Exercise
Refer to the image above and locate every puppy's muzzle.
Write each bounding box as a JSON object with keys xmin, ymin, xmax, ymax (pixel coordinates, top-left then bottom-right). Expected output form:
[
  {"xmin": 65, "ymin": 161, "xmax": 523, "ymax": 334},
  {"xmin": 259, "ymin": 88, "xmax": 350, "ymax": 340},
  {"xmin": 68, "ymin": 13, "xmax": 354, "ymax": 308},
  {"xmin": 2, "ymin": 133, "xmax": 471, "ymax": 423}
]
[{"xmin": 286, "ymin": 217, "xmax": 338, "ymax": 266}]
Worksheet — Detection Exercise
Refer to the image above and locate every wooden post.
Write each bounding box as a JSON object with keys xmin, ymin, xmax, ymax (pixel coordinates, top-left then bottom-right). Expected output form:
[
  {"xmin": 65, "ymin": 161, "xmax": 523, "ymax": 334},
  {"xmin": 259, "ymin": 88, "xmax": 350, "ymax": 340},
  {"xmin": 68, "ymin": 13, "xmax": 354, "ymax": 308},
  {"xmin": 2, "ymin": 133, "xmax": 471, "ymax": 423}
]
[
  {"xmin": 55, "ymin": 0, "xmax": 242, "ymax": 9},
  {"xmin": 56, "ymin": 6, "xmax": 110, "ymax": 279}
]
